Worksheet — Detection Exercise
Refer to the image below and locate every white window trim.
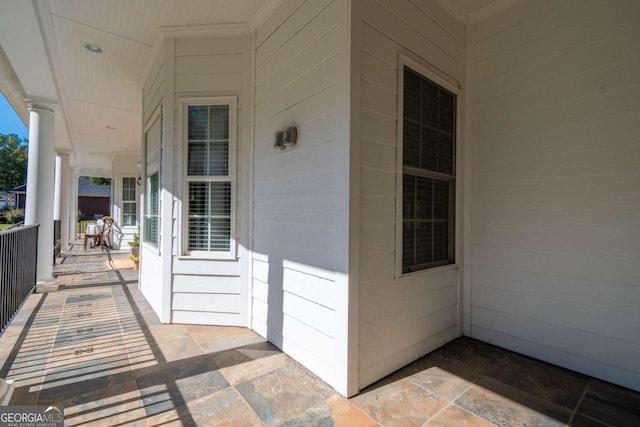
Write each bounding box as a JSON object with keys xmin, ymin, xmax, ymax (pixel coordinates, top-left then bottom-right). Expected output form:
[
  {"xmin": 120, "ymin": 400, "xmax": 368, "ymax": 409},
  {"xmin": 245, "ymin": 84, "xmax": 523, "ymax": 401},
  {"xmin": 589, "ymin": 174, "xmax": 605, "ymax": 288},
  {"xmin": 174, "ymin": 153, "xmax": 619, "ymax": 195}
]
[
  {"xmin": 121, "ymin": 175, "xmax": 138, "ymax": 228},
  {"xmin": 179, "ymin": 96, "xmax": 238, "ymax": 260},
  {"xmin": 142, "ymin": 105, "xmax": 161, "ymax": 253},
  {"xmin": 395, "ymin": 53, "xmax": 462, "ymax": 279}
]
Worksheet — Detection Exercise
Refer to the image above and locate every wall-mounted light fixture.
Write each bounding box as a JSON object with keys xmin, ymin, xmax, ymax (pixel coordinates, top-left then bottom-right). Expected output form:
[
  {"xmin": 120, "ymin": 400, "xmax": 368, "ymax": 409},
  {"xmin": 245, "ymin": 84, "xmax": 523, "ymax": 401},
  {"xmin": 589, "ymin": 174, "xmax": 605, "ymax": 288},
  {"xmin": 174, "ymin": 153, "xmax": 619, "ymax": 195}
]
[
  {"xmin": 274, "ymin": 126, "xmax": 297, "ymax": 150},
  {"xmin": 136, "ymin": 161, "xmax": 142, "ymax": 185},
  {"xmin": 283, "ymin": 126, "xmax": 297, "ymax": 147},
  {"xmin": 274, "ymin": 130, "xmax": 285, "ymax": 150}
]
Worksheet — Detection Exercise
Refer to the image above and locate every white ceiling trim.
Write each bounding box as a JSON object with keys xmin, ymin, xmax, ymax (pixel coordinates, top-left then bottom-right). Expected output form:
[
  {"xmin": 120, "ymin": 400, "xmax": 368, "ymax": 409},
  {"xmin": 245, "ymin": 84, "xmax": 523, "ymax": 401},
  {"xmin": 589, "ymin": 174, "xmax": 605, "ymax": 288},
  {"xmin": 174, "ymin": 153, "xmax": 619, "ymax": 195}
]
[
  {"xmin": 469, "ymin": 0, "xmax": 520, "ymax": 23},
  {"xmin": 138, "ymin": 23, "xmax": 254, "ymax": 87},
  {"xmin": 78, "ymin": 168, "xmax": 112, "ymax": 178},
  {"xmin": 0, "ymin": 46, "xmax": 28, "ymax": 125},
  {"xmin": 0, "ymin": 0, "xmax": 58, "ymax": 100},
  {"xmin": 435, "ymin": 0, "xmax": 521, "ymax": 24},
  {"xmin": 54, "ymin": 148, "xmax": 72, "ymax": 155},
  {"xmin": 434, "ymin": 0, "xmax": 470, "ymax": 24},
  {"xmin": 24, "ymin": 95, "xmax": 57, "ymax": 112},
  {"xmin": 138, "ymin": 0, "xmax": 285, "ymax": 88},
  {"xmin": 248, "ymin": 0, "xmax": 286, "ymax": 30},
  {"xmin": 159, "ymin": 22, "xmax": 252, "ymax": 39},
  {"xmin": 138, "ymin": 22, "xmax": 251, "ymax": 87}
]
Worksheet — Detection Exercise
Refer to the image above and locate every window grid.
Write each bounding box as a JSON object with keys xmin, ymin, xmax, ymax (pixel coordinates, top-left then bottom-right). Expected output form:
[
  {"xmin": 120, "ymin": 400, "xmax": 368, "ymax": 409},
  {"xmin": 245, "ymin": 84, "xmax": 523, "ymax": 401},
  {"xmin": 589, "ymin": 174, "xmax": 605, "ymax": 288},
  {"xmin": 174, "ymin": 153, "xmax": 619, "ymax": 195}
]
[
  {"xmin": 144, "ymin": 172, "xmax": 159, "ymax": 244},
  {"xmin": 183, "ymin": 101, "xmax": 234, "ymax": 256},
  {"xmin": 122, "ymin": 177, "xmax": 137, "ymax": 227},
  {"xmin": 402, "ymin": 67, "xmax": 456, "ymax": 274},
  {"xmin": 187, "ymin": 181, "xmax": 231, "ymax": 252},
  {"xmin": 143, "ymin": 110, "xmax": 161, "ymax": 247}
]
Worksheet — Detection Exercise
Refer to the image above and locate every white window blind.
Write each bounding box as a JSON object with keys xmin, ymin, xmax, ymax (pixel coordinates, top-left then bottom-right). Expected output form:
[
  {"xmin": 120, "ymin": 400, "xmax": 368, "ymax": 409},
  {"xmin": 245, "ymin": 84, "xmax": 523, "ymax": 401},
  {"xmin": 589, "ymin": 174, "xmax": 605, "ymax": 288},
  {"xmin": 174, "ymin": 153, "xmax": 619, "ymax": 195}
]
[
  {"xmin": 122, "ymin": 177, "xmax": 137, "ymax": 227},
  {"xmin": 402, "ymin": 67, "xmax": 456, "ymax": 273},
  {"xmin": 183, "ymin": 99, "xmax": 236, "ymax": 257},
  {"xmin": 187, "ymin": 182, "xmax": 231, "ymax": 252}
]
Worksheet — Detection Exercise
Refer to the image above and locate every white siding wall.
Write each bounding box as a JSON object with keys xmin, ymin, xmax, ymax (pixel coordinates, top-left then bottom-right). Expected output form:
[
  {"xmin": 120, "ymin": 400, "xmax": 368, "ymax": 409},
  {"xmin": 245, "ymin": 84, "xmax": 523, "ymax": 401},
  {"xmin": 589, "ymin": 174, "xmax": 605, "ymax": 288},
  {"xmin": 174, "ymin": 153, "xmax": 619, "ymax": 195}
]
[
  {"xmin": 358, "ymin": 0, "xmax": 464, "ymax": 389},
  {"xmin": 170, "ymin": 35, "xmax": 252, "ymax": 326},
  {"xmin": 252, "ymin": 0, "xmax": 351, "ymax": 393},
  {"xmin": 470, "ymin": 0, "xmax": 640, "ymax": 391},
  {"xmin": 140, "ymin": 245, "xmax": 164, "ymax": 316},
  {"xmin": 140, "ymin": 46, "xmax": 166, "ymax": 321}
]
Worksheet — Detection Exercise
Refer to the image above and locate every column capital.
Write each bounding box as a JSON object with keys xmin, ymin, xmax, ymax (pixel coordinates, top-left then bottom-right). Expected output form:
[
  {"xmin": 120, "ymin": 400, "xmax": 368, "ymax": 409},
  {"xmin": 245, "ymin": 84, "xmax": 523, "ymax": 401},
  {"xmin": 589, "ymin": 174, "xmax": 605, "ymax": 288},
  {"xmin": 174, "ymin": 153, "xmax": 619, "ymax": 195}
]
[
  {"xmin": 55, "ymin": 149, "xmax": 72, "ymax": 157},
  {"xmin": 24, "ymin": 95, "xmax": 57, "ymax": 113}
]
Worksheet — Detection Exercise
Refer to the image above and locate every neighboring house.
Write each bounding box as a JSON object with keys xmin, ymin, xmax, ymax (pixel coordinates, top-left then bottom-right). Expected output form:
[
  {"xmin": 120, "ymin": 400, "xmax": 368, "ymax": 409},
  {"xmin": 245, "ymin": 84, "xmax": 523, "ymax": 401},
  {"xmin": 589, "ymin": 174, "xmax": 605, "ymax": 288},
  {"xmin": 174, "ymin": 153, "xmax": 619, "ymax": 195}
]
[
  {"xmin": 0, "ymin": 191, "xmax": 9, "ymax": 209},
  {"xmin": 8, "ymin": 185, "xmax": 26, "ymax": 210},
  {"xmin": 77, "ymin": 176, "xmax": 111, "ymax": 218},
  {"xmin": 0, "ymin": 0, "xmax": 638, "ymax": 398}
]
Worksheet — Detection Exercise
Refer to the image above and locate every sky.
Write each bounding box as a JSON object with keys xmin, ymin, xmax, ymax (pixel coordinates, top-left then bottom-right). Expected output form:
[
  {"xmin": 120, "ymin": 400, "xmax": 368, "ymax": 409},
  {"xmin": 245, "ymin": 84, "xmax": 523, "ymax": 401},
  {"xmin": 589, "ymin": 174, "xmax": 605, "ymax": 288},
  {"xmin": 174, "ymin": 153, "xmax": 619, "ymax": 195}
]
[{"xmin": 0, "ymin": 91, "xmax": 29, "ymax": 139}]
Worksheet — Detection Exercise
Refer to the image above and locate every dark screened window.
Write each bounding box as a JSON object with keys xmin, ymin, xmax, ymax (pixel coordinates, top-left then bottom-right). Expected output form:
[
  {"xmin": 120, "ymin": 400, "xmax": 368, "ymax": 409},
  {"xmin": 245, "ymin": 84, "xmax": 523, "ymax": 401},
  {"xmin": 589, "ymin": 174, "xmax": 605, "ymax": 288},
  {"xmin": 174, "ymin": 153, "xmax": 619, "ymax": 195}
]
[{"xmin": 402, "ymin": 67, "xmax": 456, "ymax": 273}]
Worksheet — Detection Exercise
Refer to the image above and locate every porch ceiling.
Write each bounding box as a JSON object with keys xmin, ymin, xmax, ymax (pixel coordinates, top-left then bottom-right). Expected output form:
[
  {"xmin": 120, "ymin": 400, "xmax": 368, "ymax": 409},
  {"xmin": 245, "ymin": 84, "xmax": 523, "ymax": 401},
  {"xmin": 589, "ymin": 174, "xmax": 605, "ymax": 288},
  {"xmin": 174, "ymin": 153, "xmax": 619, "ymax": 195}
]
[
  {"xmin": 0, "ymin": 0, "xmax": 515, "ymax": 177},
  {"xmin": 435, "ymin": 0, "xmax": 519, "ymax": 23},
  {"xmin": 0, "ymin": 0, "xmax": 277, "ymax": 177}
]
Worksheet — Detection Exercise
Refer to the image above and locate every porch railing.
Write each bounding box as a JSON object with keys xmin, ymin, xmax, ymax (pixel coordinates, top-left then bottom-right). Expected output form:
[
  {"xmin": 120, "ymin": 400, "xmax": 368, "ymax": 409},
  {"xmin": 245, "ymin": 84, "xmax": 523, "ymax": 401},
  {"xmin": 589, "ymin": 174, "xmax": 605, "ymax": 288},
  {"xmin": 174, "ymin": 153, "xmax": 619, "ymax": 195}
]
[
  {"xmin": 53, "ymin": 219, "xmax": 61, "ymax": 264},
  {"xmin": 0, "ymin": 224, "xmax": 39, "ymax": 333},
  {"xmin": 76, "ymin": 219, "xmax": 96, "ymax": 238}
]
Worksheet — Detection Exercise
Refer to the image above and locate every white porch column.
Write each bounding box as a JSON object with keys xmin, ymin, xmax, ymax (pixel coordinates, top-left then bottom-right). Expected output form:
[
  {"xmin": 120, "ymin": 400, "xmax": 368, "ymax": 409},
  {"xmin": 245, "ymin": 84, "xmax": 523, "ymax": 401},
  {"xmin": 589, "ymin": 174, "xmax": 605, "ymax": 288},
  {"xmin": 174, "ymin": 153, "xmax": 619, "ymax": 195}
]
[
  {"xmin": 69, "ymin": 169, "xmax": 79, "ymax": 242},
  {"xmin": 24, "ymin": 97, "xmax": 57, "ymax": 284},
  {"xmin": 54, "ymin": 151, "xmax": 71, "ymax": 250}
]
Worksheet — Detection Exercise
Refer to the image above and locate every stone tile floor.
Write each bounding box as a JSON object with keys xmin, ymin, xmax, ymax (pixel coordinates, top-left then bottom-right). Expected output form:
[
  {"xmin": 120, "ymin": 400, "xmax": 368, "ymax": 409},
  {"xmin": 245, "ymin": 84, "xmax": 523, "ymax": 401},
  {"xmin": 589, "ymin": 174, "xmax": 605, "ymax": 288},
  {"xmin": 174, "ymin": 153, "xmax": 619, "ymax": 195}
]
[{"xmin": 1, "ymin": 243, "xmax": 639, "ymax": 426}]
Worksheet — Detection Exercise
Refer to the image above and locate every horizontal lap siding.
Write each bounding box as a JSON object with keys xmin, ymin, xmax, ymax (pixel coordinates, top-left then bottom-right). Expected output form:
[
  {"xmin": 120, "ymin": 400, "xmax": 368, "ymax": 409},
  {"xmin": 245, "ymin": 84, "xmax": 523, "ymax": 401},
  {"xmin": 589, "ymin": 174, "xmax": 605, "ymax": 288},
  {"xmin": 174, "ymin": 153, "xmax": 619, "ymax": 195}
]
[
  {"xmin": 252, "ymin": 0, "xmax": 348, "ymax": 390},
  {"xmin": 358, "ymin": 0, "xmax": 463, "ymax": 389},
  {"xmin": 170, "ymin": 35, "xmax": 251, "ymax": 326},
  {"xmin": 470, "ymin": 0, "xmax": 640, "ymax": 391},
  {"xmin": 143, "ymin": 52, "xmax": 164, "ymax": 124}
]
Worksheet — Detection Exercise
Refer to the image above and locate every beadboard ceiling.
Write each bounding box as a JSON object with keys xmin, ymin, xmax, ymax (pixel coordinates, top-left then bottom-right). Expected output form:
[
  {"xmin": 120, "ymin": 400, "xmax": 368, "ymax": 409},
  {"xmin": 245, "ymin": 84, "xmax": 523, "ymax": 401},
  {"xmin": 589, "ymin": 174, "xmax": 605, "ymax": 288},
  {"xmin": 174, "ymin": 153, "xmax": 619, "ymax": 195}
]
[
  {"xmin": 0, "ymin": 0, "xmax": 514, "ymax": 176},
  {"xmin": 42, "ymin": 0, "xmax": 271, "ymax": 175},
  {"xmin": 435, "ymin": 0, "xmax": 519, "ymax": 24},
  {"xmin": 0, "ymin": 0, "xmax": 274, "ymax": 176}
]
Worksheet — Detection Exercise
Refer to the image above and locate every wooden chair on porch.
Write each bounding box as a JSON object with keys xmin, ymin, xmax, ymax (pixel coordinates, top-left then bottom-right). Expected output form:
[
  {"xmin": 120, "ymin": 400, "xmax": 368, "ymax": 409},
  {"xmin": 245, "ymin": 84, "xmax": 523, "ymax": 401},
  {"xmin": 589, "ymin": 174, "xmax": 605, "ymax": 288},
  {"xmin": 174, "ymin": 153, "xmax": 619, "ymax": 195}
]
[
  {"xmin": 83, "ymin": 216, "xmax": 114, "ymax": 250},
  {"xmin": 99, "ymin": 216, "xmax": 114, "ymax": 250},
  {"xmin": 83, "ymin": 222, "xmax": 103, "ymax": 250}
]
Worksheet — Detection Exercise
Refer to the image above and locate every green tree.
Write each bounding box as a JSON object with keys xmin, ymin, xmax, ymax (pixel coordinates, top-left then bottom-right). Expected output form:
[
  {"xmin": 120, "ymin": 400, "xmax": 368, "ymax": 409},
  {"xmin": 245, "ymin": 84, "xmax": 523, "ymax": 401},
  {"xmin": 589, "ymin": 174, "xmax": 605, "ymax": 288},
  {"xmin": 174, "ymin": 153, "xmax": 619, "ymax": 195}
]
[
  {"xmin": 0, "ymin": 133, "xmax": 28, "ymax": 189},
  {"xmin": 89, "ymin": 177, "xmax": 111, "ymax": 186}
]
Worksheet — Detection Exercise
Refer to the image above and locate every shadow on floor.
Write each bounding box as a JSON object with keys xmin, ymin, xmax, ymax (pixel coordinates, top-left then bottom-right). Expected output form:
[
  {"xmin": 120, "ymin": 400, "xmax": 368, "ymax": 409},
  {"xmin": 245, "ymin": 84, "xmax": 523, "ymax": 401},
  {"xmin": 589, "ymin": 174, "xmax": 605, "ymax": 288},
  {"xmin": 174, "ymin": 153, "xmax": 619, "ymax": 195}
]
[
  {"xmin": 0, "ymin": 245, "xmax": 282, "ymax": 425},
  {"xmin": 1, "ymin": 243, "xmax": 639, "ymax": 426},
  {"xmin": 354, "ymin": 337, "xmax": 640, "ymax": 427}
]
